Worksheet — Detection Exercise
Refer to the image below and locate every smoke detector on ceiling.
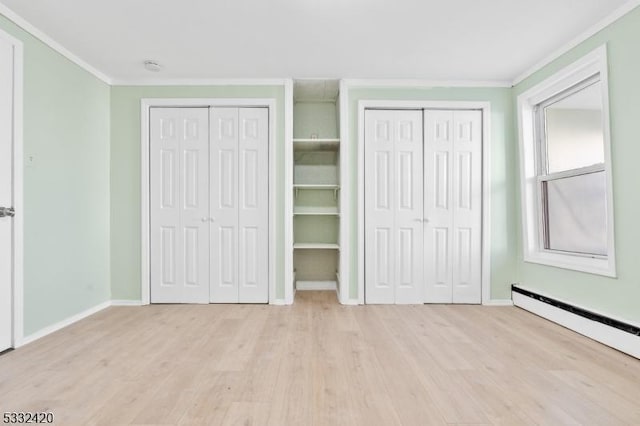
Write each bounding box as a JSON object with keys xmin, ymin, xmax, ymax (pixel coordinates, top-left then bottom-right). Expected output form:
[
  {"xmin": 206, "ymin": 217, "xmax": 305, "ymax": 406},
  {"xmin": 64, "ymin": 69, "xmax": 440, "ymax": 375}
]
[{"xmin": 143, "ymin": 60, "xmax": 162, "ymax": 72}]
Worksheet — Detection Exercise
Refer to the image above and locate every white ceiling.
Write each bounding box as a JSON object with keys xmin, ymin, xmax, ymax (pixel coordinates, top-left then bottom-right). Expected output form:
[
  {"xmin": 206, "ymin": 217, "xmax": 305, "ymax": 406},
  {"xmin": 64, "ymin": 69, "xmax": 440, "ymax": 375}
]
[{"xmin": 0, "ymin": 0, "xmax": 631, "ymax": 83}]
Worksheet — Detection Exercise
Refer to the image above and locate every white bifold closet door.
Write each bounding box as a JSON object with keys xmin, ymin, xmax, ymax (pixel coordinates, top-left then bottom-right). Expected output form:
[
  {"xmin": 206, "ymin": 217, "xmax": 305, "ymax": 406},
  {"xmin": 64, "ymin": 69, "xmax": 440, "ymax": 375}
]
[
  {"xmin": 210, "ymin": 108, "xmax": 269, "ymax": 303},
  {"xmin": 365, "ymin": 110, "xmax": 424, "ymax": 304},
  {"xmin": 150, "ymin": 107, "xmax": 269, "ymax": 304},
  {"xmin": 364, "ymin": 109, "xmax": 482, "ymax": 304},
  {"xmin": 424, "ymin": 110, "xmax": 482, "ymax": 304},
  {"xmin": 150, "ymin": 108, "xmax": 210, "ymax": 303}
]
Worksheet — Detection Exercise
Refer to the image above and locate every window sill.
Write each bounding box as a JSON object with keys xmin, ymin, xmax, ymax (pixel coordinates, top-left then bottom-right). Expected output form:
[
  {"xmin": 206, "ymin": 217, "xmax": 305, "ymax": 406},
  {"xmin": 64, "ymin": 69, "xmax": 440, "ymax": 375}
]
[{"xmin": 523, "ymin": 250, "xmax": 616, "ymax": 278}]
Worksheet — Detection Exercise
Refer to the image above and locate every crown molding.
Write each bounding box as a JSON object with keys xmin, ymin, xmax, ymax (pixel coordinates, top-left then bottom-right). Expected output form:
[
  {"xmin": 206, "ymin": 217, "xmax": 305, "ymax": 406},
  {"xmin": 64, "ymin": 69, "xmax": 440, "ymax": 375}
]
[
  {"xmin": 110, "ymin": 78, "xmax": 290, "ymax": 86},
  {"xmin": 342, "ymin": 79, "xmax": 512, "ymax": 88},
  {"xmin": 512, "ymin": 0, "xmax": 640, "ymax": 86},
  {"xmin": 0, "ymin": 4, "xmax": 112, "ymax": 84}
]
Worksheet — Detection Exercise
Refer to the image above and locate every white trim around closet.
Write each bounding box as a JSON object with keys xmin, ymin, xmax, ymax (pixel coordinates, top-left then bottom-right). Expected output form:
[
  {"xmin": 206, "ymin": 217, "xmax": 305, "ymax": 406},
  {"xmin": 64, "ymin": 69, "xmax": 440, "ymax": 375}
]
[
  {"xmin": 338, "ymin": 80, "xmax": 351, "ymax": 305},
  {"xmin": 283, "ymin": 80, "xmax": 294, "ymax": 305},
  {"xmin": 356, "ymin": 100, "xmax": 492, "ymax": 305},
  {"xmin": 140, "ymin": 98, "xmax": 279, "ymax": 305}
]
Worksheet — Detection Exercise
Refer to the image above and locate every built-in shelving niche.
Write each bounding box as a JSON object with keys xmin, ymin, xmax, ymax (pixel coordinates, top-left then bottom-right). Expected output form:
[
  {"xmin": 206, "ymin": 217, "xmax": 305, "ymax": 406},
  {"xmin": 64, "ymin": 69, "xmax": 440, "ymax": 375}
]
[{"xmin": 292, "ymin": 79, "xmax": 341, "ymax": 294}]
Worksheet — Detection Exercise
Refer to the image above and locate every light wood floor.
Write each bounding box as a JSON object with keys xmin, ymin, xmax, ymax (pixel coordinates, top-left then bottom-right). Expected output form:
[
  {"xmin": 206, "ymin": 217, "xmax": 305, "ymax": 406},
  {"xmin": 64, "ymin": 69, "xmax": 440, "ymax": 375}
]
[{"xmin": 1, "ymin": 291, "xmax": 639, "ymax": 425}]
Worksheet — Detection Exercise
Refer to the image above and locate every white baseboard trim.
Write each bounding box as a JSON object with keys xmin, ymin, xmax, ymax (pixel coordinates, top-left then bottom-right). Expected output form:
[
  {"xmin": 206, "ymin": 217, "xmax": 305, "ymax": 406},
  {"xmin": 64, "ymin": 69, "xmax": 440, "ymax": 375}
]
[
  {"xmin": 111, "ymin": 300, "xmax": 144, "ymax": 306},
  {"xmin": 296, "ymin": 281, "xmax": 337, "ymax": 291},
  {"xmin": 341, "ymin": 298, "xmax": 360, "ymax": 306},
  {"xmin": 513, "ymin": 292, "xmax": 640, "ymax": 359},
  {"xmin": 483, "ymin": 299, "xmax": 514, "ymax": 306},
  {"xmin": 19, "ymin": 300, "xmax": 111, "ymax": 347},
  {"xmin": 269, "ymin": 299, "xmax": 286, "ymax": 306}
]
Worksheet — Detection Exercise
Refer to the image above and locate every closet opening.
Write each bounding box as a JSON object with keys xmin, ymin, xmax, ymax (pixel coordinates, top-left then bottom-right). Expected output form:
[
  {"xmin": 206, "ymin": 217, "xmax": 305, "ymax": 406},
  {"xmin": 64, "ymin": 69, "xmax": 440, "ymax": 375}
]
[{"xmin": 292, "ymin": 79, "xmax": 341, "ymax": 302}]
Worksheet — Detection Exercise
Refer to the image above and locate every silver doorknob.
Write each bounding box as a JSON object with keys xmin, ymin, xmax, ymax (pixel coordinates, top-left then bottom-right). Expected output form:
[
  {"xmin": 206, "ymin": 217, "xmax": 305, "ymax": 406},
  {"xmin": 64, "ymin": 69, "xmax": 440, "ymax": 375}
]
[
  {"xmin": 201, "ymin": 217, "xmax": 208, "ymax": 222},
  {"xmin": 0, "ymin": 207, "xmax": 15, "ymax": 218},
  {"xmin": 209, "ymin": 217, "xmax": 216, "ymax": 222},
  {"xmin": 415, "ymin": 218, "xmax": 423, "ymax": 223}
]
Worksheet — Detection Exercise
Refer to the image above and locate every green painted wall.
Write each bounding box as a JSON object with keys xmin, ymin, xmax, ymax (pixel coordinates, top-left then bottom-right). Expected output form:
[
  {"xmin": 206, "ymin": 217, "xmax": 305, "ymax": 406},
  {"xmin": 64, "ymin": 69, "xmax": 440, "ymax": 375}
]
[
  {"xmin": 0, "ymin": 15, "xmax": 111, "ymax": 335},
  {"xmin": 347, "ymin": 88, "xmax": 517, "ymax": 300},
  {"xmin": 513, "ymin": 7, "xmax": 640, "ymax": 323},
  {"xmin": 110, "ymin": 86, "xmax": 285, "ymax": 300}
]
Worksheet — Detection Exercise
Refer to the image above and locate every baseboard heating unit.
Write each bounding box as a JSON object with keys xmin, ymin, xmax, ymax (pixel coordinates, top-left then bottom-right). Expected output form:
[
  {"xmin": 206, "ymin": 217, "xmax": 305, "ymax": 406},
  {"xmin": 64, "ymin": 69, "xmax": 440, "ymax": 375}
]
[{"xmin": 512, "ymin": 284, "xmax": 640, "ymax": 359}]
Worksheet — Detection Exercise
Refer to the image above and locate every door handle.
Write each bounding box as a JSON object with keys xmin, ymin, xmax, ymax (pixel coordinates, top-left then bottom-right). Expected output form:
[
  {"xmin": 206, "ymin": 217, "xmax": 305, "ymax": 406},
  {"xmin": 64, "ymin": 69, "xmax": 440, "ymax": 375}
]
[{"xmin": 0, "ymin": 207, "xmax": 15, "ymax": 218}]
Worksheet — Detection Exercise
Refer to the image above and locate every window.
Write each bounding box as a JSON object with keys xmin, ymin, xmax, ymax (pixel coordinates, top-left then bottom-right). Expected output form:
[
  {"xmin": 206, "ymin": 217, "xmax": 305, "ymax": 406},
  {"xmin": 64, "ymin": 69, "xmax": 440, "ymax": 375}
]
[{"xmin": 517, "ymin": 46, "xmax": 616, "ymax": 276}]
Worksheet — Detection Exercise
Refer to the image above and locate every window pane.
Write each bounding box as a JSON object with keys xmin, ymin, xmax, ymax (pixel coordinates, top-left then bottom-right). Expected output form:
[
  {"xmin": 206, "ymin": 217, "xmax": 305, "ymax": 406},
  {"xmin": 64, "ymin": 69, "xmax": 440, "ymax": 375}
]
[
  {"xmin": 544, "ymin": 82, "xmax": 605, "ymax": 173},
  {"xmin": 545, "ymin": 170, "xmax": 607, "ymax": 256}
]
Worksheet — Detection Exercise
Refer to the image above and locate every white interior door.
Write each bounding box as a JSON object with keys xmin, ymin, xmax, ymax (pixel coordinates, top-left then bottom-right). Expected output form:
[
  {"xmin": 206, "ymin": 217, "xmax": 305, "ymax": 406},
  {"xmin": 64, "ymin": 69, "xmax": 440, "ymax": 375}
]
[
  {"xmin": 365, "ymin": 109, "xmax": 424, "ymax": 304},
  {"xmin": 424, "ymin": 110, "xmax": 482, "ymax": 303},
  {"xmin": 0, "ymin": 35, "xmax": 14, "ymax": 350},
  {"xmin": 210, "ymin": 107, "xmax": 269, "ymax": 303},
  {"xmin": 150, "ymin": 108, "xmax": 210, "ymax": 303}
]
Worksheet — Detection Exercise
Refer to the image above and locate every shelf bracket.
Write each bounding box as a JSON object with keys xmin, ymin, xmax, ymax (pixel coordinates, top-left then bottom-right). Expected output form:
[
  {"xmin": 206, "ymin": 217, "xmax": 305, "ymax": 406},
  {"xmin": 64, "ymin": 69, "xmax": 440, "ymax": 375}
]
[
  {"xmin": 333, "ymin": 188, "xmax": 338, "ymax": 200},
  {"xmin": 295, "ymin": 187, "xmax": 299, "ymax": 198}
]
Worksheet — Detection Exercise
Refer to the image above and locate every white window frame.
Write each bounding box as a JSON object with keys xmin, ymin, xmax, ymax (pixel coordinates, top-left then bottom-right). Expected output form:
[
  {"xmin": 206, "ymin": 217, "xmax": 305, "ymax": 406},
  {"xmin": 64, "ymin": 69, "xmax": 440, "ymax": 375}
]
[{"xmin": 517, "ymin": 45, "xmax": 616, "ymax": 277}]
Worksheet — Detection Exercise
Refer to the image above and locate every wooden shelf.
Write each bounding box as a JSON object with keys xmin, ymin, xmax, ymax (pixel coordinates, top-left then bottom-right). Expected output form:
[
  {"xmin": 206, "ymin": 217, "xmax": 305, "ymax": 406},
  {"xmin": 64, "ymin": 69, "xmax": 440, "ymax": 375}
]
[
  {"xmin": 293, "ymin": 184, "xmax": 339, "ymax": 190},
  {"xmin": 294, "ymin": 206, "xmax": 339, "ymax": 215},
  {"xmin": 294, "ymin": 184, "xmax": 339, "ymax": 199},
  {"xmin": 294, "ymin": 243, "xmax": 340, "ymax": 250},
  {"xmin": 293, "ymin": 138, "xmax": 339, "ymax": 143},
  {"xmin": 293, "ymin": 138, "xmax": 339, "ymax": 151}
]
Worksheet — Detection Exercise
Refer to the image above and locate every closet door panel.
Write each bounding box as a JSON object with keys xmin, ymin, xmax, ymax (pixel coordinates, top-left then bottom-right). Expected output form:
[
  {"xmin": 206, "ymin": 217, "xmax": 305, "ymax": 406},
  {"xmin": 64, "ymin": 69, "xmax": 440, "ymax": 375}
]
[
  {"xmin": 394, "ymin": 111, "xmax": 424, "ymax": 304},
  {"xmin": 365, "ymin": 110, "xmax": 423, "ymax": 304},
  {"xmin": 210, "ymin": 108, "xmax": 240, "ymax": 303},
  {"xmin": 151, "ymin": 108, "xmax": 209, "ymax": 303},
  {"xmin": 451, "ymin": 111, "xmax": 482, "ymax": 303},
  {"xmin": 365, "ymin": 111, "xmax": 395, "ymax": 304},
  {"xmin": 238, "ymin": 108, "xmax": 269, "ymax": 303},
  {"xmin": 180, "ymin": 112, "xmax": 210, "ymax": 303},
  {"xmin": 424, "ymin": 111, "xmax": 454, "ymax": 303}
]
